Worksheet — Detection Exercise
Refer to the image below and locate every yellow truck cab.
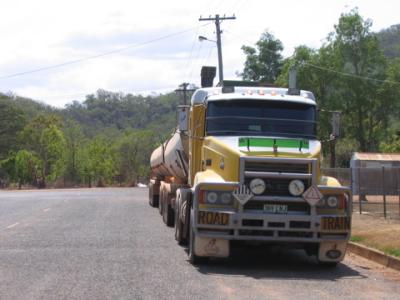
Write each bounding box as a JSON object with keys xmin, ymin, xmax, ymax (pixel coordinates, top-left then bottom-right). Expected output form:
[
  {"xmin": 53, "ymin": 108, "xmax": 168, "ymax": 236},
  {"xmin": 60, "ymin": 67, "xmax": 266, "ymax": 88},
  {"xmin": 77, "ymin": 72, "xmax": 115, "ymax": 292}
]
[{"xmin": 149, "ymin": 82, "xmax": 352, "ymax": 266}]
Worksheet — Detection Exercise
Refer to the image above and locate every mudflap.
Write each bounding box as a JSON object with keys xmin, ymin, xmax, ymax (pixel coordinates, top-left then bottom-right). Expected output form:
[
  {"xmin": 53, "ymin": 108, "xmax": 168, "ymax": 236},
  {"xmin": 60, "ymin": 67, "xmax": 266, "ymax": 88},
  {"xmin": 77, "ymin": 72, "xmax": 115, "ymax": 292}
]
[
  {"xmin": 318, "ymin": 241, "xmax": 347, "ymax": 262},
  {"xmin": 194, "ymin": 236, "xmax": 230, "ymax": 258}
]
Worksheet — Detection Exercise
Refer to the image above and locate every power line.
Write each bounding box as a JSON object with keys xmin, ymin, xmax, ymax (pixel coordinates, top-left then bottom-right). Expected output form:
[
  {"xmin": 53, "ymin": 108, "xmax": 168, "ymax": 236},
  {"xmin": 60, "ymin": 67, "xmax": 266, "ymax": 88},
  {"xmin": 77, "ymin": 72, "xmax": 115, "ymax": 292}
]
[
  {"xmin": 303, "ymin": 62, "xmax": 400, "ymax": 85},
  {"xmin": 187, "ymin": 40, "xmax": 204, "ymax": 82},
  {"xmin": 223, "ymin": 29, "xmax": 400, "ymax": 85},
  {"xmin": 184, "ymin": 25, "xmax": 203, "ymax": 80},
  {"xmin": 202, "ymin": 44, "xmax": 216, "ymax": 66},
  {"xmin": 0, "ymin": 24, "xmax": 211, "ymax": 81}
]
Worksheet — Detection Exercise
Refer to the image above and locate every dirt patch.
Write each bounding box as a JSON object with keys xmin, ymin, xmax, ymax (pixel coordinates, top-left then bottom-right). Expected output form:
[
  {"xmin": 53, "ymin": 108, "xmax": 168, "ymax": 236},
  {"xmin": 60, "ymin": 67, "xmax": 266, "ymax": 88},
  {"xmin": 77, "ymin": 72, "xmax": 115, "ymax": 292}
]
[{"xmin": 352, "ymin": 213, "xmax": 400, "ymax": 256}]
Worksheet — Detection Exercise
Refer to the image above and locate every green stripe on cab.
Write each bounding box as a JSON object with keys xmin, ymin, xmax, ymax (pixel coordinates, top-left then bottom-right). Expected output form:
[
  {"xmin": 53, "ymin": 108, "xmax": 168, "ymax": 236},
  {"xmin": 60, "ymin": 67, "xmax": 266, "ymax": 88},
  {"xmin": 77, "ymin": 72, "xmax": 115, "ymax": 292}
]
[{"xmin": 238, "ymin": 137, "xmax": 309, "ymax": 149}]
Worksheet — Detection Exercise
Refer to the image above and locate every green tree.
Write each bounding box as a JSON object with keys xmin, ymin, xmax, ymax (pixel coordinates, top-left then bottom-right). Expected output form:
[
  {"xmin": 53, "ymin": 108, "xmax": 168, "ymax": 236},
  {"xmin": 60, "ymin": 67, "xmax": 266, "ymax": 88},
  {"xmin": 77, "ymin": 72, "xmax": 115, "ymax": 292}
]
[
  {"xmin": 62, "ymin": 119, "xmax": 85, "ymax": 184},
  {"xmin": 380, "ymin": 136, "xmax": 400, "ymax": 152},
  {"xmin": 79, "ymin": 136, "xmax": 116, "ymax": 187},
  {"xmin": 115, "ymin": 129, "xmax": 157, "ymax": 185},
  {"xmin": 239, "ymin": 31, "xmax": 283, "ymax": 82},
  {"xmin": 14, "ymin": 150, "xmax": 41, "ymax": 189},
  {"xmin": 0, "ymin": 97, "xmax": 26, "ymax": 159},
  {"xmin": 19, "ymin": 115, "xmax": 66, "ymax": 187},
  {"xmin": 332, "ymin": 9, "xmax": 388, "ymax": 151}
]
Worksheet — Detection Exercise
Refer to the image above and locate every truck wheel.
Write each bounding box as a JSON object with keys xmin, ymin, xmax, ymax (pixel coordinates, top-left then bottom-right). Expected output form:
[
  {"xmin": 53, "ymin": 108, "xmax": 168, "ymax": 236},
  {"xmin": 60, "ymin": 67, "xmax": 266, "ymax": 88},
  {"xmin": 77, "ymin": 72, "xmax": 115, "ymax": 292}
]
[
  {"xmin": 175, "ymin": 214, "xmax": 184, "ymax": 244},
  {"xmin": 175, "ymin": 190, "xmax": 186, "ymax": 245},
  {"xmin": 189, "ymin": 225, "xmax": 207, "ymax": 265},
  {"xmin": 152, "ymin": 194, "xmax": 159, "ymax": 207},
  {"xmin": 163, "ymin": 202, "xmax": 174, "ymax": 227},
  {"xmin": 158, "ymin": 188, "xmax": 163, "ymax": 215},
  {"xmin": 148, "ymin": 182, "xmax": 159, "ymax": 207}
]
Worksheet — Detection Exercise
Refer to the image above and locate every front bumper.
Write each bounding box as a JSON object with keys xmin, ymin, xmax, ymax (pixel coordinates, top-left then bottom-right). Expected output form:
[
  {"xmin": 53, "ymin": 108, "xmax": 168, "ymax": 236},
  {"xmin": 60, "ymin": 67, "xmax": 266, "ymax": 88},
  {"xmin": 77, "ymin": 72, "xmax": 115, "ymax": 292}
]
[{"xmin": 192, "ymin": 182, "xmax": 352, "ymax": 243}]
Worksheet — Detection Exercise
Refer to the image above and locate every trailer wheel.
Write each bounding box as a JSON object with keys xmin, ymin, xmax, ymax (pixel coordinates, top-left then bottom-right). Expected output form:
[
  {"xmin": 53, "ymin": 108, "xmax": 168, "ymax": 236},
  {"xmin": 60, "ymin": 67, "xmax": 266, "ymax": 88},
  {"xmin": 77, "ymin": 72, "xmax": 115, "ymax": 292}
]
[
  {"xmin": 163, "ymin": 202, "xmax": 174, "ymax": 227},
  {"xmin": 158, "ymin": 185, "xmax": 164, "ymax": 215},
  {"xmin": 148, "ymin": 182, "xmax": 159, "ymax": 207},
  {"xmin": 175, "ymin": 190, "xmax": 186, "ymax": 245}
]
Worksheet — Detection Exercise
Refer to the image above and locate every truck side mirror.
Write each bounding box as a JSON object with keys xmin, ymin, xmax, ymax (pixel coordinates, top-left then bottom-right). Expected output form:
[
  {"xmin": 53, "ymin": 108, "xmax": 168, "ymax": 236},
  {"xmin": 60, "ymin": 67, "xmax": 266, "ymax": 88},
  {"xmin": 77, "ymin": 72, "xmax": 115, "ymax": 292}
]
[
  {"xmin": 177, "ymin": 105, "xmax": 189, "ymax": 132},
  {"xmin": 331, "ymin": 112, "xmax": 340, "ymax": 138}
]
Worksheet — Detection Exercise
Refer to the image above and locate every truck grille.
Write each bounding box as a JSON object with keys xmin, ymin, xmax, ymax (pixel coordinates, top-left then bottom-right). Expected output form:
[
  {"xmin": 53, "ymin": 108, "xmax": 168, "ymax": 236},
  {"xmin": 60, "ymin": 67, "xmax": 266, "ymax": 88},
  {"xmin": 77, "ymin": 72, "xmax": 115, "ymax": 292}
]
[
  {"xmin": 240, "ymin": 157, "xmax": 318, "ymax": 214},
  {"xmin": 245, "ymin": 161, "xmax": 309, "ymax": 174},
  {"xmin": 244, "ymin": 178, "xmax": 309, "ymax": 196}
]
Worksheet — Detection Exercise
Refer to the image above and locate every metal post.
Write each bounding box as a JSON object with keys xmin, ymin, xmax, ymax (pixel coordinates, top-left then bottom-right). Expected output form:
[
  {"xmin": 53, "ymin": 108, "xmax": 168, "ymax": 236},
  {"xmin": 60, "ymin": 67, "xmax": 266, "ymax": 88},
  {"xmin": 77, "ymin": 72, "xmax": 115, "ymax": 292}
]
[
  {"xmin": 215, "ymin": 15, "xmax": 224, "ymax": 85},
  {"xmin": 358, "ymin": 167, "xmax": 362, "ymax": 214},
  {"xmin": 175, "ymin": 83, "xmax": 195, "ymax": 105},
  {"xmin": 382, "ymin": 166, "xmax": 386, "ymax": 219},
  {"xmin": 199, "ymin": 14, "xmax": 236, "ymax": 86},
  {"xmin": 349, "ymin": 166, "xmax": 353, "ymax": 215},
  {"xmin": 398, "ymin": 167, "xmax": 400, "ymax": 217}
]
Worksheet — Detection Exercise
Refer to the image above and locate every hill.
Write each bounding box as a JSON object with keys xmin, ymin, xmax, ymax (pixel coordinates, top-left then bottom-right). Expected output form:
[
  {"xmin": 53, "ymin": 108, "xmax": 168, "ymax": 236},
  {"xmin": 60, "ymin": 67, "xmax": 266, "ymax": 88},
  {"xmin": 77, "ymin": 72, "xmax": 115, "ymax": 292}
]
[
  {"xmin": 0, "ymin": 90, "xmax": 186, "ymax": 187},
  {"xmin": 376, "ymin": 24, "xmax": 400, "ymax": 58}
]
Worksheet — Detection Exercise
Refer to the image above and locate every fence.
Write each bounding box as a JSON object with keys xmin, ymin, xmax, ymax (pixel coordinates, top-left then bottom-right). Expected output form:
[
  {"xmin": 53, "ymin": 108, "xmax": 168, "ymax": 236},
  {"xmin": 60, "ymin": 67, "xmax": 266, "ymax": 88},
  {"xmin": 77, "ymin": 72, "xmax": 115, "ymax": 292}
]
[{"xmin": 322, "ymin": 167, "xmax": 400, "ymax": 220}]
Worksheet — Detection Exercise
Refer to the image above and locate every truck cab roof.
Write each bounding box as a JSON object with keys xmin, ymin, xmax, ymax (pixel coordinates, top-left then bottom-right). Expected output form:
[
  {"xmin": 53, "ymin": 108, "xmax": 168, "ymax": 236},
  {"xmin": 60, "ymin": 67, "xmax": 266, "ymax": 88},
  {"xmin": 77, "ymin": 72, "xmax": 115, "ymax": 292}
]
[{"xmin": 191, "ymin": 87, "xmax": 316, "ymax": 106}]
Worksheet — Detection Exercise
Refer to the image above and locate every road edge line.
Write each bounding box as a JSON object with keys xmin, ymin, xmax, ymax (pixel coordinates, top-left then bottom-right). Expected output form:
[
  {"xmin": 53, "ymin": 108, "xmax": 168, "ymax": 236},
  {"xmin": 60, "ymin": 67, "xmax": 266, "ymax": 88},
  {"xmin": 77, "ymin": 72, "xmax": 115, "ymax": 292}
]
[{"xmin": 348, "ymin": 242, "xmax": 400, "ymax": 272}]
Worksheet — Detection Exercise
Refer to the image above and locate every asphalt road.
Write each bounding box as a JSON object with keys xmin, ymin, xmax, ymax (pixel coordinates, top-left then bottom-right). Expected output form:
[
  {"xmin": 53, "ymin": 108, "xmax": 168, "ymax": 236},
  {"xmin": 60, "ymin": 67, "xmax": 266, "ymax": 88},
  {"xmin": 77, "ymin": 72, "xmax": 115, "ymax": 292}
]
[{"xmin": 0, "ymin": 188, "xmax": 399, "ymax": 300}]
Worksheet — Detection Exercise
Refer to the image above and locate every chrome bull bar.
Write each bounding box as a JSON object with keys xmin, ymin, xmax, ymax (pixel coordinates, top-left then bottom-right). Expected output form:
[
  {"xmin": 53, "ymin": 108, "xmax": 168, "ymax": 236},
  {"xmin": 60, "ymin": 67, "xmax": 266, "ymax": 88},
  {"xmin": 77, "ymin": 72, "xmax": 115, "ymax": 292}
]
[{"xmin": 192, "ymin": 157, "xmax": 352, "ymax": 243}]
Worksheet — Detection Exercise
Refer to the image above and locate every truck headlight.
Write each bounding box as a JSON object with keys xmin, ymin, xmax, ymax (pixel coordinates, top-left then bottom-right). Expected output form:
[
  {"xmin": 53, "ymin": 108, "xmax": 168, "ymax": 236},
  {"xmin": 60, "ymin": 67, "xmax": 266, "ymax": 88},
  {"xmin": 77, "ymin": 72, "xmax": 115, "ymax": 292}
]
[
  {"xmin": 288, "ymin": 179, "xmax": 305, "ymax": 196},
  {"xmin": 203, "ymin": 191, "xmax": 233, "ymax": 206},
  {"xmin": 326, "ymin": 196, "xmax": 338, "ymax": 208},
  {"xmin": 220, "ymin": 192, "xmax": 233, "ymax": 205},
  {"xmin": 206, "ymin": 192, "xmax": 218, "ymax": 204},
  {"xmin": 249, "ymin": 178, "xmax": 266, "ymax": 195}
]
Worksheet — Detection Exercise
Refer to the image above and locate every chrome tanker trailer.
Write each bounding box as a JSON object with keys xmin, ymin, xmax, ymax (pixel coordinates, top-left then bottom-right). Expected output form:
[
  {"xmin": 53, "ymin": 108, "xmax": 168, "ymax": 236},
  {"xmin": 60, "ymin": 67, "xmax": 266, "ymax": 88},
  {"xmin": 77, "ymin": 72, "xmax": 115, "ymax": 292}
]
[{"xmin": 149, "ymin": 109, "xmax": 190, "ymax": 226}]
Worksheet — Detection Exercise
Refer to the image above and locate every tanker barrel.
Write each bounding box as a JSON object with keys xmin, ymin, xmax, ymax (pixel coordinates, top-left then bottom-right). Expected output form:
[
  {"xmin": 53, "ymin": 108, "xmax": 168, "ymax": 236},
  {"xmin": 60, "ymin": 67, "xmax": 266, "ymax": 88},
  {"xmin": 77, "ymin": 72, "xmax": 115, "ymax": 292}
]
[{"xmin": 150, "ymin": 131, "xmax": 188, "ymax": 181}]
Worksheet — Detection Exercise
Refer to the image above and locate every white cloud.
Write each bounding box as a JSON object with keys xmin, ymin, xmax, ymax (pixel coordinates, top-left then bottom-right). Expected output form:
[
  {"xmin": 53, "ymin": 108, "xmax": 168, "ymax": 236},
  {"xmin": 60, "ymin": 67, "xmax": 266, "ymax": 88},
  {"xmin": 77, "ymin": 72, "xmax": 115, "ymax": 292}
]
[{"xmin": 0, "ymin": 0, "xmax": 399, "ymax": 107}]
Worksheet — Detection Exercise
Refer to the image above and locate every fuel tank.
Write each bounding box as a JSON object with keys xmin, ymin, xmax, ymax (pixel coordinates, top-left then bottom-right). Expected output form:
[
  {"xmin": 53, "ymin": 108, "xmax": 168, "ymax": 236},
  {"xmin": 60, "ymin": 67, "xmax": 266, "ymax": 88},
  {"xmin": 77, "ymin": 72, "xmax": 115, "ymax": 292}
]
[{"xmin": 150, "ymin": 131, "xmax": 189, "ymax": 181}]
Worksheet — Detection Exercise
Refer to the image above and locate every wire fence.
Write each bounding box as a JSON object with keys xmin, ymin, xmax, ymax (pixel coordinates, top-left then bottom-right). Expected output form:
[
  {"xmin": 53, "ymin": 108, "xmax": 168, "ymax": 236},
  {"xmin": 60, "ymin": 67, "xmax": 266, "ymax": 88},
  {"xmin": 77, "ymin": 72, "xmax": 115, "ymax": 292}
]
[{"xmin": 322, "ymin": 167, "xmax": 400, "ymax": 220}]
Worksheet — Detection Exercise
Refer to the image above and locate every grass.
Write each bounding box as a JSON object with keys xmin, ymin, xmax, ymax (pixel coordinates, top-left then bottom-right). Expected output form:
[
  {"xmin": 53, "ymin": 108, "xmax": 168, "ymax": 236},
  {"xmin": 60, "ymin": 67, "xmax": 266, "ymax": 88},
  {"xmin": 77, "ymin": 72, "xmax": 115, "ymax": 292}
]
[
  {"xmin": 350, "ymin": 235, "xmax": 366, "ymax": 243},
  {"xmin": 351, "ymin": 213, "xmax": 400, "ymax": 259},
  {"xmin": 350, "ymin": 234, "xmax": 400, "ymax": 258},
  {"xmin": 383, "ymin": 247, "xmax": 400, "ymax": 258}
]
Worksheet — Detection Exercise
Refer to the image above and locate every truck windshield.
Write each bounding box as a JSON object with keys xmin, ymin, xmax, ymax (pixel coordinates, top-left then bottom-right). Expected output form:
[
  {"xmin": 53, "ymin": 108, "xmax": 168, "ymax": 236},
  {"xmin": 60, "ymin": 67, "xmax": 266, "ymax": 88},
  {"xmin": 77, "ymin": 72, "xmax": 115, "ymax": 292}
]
[{"xmin": 206, "ymin": 99, "xmax": 316, "ymax": 139}]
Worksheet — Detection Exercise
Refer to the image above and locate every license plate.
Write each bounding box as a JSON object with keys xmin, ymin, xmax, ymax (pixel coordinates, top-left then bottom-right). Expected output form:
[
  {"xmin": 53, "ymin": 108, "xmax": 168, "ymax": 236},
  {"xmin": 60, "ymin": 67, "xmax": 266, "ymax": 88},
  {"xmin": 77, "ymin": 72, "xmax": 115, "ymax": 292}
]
[
  {"xmin": 321, "ymin": 217, "xmax": 350, "ymax": 231},
  {"xmin": 198, "ymin": 211, "xmax": 229, "ymax": 225},
  {"xmin": 263, "ymin": 204, "xmax": 288, "ymax": 214}
]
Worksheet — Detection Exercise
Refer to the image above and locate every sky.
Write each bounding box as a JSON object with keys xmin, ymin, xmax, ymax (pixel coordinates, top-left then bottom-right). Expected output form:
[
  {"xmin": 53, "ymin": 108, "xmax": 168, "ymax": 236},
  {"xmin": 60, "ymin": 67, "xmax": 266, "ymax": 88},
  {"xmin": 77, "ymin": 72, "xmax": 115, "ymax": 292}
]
[{"xmin": 0, "ymin": 0, "xmax": 399, "ymax": 107}]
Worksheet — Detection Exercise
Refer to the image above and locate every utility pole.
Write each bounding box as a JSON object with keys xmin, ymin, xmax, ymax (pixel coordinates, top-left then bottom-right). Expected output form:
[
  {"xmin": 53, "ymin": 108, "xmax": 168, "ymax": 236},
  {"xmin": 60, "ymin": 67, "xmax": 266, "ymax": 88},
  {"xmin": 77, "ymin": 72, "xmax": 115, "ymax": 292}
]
[
  {"xmin": 175, "ymin": 83, "xmax": 195, "ymax": 105},
  {"xmin": 199, "ymin": 14, "xmax": 236, "ymax": 86}
]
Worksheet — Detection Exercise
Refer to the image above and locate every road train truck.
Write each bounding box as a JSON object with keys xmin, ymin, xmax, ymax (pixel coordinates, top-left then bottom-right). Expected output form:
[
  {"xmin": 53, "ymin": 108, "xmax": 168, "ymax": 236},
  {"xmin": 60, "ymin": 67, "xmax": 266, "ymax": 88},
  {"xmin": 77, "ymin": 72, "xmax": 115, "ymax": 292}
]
[{"xmin": 149, "ymin": 70, "xmax": 351, "ymax": 265}]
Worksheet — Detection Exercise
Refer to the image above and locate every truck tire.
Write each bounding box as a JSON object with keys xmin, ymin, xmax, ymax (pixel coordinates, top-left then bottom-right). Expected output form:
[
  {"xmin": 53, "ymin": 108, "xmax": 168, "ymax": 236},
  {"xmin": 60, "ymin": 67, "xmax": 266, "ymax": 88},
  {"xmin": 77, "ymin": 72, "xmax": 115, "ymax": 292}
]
[
  {"xmin": 163, "ymin": 202, "xmax": 174, "ymax": 227},
  {"xmin": 158, "ymin": 184, "xmax": 164, "ymax": 215},
  {"xmin": 175, "ymin": 209, "xmax": 184, "ymax": 244},
  {"xmin": 148, "ymin": 182, "xmax": 159, "ymax": 207},
  {"xmin": 174, "ymin": 189, "xmax": 187, "ymax": 245},
  {"xmin": 189, "ymin": 222, "xmax": 208, "ymax": 265}
]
